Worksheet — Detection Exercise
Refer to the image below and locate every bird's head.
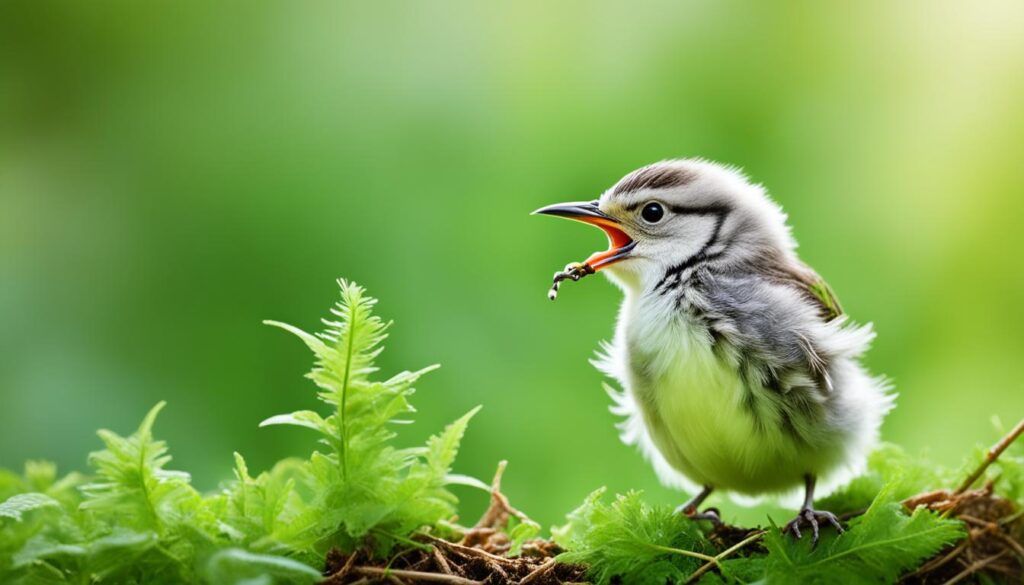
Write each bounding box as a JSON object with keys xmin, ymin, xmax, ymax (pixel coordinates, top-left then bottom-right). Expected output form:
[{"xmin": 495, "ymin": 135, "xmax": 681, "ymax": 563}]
[{"xmin": 535, "ymin": 159, "xmax": 796, "ymax": 291}]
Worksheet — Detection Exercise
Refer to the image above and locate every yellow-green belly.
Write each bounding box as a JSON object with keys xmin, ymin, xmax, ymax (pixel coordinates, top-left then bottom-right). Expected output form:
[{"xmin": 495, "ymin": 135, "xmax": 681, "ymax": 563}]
[{"xmin": 631, "ymin": 342, "xmax": 813, "ymax": 495}]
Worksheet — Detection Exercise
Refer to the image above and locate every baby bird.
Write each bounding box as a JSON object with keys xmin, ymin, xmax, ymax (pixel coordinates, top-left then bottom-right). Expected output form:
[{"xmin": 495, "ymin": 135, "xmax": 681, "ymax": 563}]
[{"xmin": 536, "ymin": 159, "xmax": 892, "ymax": 542}]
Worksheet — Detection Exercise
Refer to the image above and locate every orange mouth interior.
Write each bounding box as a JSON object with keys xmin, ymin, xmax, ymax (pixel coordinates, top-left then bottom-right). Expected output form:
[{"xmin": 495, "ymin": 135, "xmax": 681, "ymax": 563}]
[{"xmin": 578, "ymin": 217, "xmax": 634, "ymax": 270}]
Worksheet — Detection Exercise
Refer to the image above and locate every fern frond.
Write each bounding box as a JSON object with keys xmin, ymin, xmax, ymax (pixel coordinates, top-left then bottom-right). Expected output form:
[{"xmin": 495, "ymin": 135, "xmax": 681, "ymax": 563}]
[
  {"xmin": 80, "ymin": 402, "xmax": 202, "ymax": 535},
  {"xmin": 0, "ymin": 493, "xmax": 60, "ymax": 522},
  {"xmin": 556, "ymin": 490, "xmax": 713, "ymax": 585},
  {"xmin": 759, "ymin": 483, "xmax": 965, "ymax": 584},
  {"xmin": 262, "ymin": 279, "xmax": 482, "ymax": 557}
]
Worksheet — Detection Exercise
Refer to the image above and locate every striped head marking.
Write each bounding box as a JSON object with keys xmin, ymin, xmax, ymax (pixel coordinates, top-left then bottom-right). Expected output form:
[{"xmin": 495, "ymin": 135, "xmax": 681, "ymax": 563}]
[{"xmin": 537, "ymin": 159, "xmax": 798, "ymax": 294}]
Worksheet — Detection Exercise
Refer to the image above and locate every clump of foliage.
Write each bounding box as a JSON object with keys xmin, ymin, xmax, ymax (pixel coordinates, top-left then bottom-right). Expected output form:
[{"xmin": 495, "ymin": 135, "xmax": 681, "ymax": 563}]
[
  {"xmin": 257, "ymin": 280, "xmax": 479, "ymax": 557},
  {"xmin": 0, "ymin": 279, "xmax": 480, "ymax": 584},
  {"xmin": 553, "ymin": 426, "xmax": 1024, "ymax": 585},
  {"xmin": 1, "ymin": 279, "xmax": 1022, "ymax": 584},
  {"xmin": 554, "ymin": 488, "xmax": 714, "ymax": 584}
]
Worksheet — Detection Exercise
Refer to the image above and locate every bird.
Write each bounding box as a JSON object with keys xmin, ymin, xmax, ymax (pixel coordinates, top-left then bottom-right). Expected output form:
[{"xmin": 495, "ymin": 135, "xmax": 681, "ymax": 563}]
[{"xmin": 535, "ymin": 159, "xmax": 892, "ymax": 543}]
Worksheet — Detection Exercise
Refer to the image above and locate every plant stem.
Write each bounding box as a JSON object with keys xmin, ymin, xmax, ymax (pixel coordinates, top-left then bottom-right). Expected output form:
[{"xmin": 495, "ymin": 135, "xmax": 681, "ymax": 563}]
[
  {"xmin": 685, "ymin": 530, "xmax": 766, "ymax": 584},
  {"xmin": 352, "ymin": 566, "xmax": 481, "ymax": 585},
  {"xmin": 138, "ymin": 439, "xmax": 161, "ymax": 533},
  {"xmin": 339, "ymin": 302, "xmax": 359, "ymax": 481},
  {"xmin": 646, "ymin": 543, "xmax": 718, "ymax": 563},
  {"xmin": 373, "ymin": 528, "xmax": 433, "ymax": 552},
  {"xmin": 955, "ymin": 417, "xmax": 1024, "ymax": 494}
]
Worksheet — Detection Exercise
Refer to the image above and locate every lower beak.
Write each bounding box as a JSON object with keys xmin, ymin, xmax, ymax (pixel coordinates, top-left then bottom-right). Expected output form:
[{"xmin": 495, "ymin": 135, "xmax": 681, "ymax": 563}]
[{"xmin": 533, "ymin": 201, "xmax": 636, "ymax": 270}]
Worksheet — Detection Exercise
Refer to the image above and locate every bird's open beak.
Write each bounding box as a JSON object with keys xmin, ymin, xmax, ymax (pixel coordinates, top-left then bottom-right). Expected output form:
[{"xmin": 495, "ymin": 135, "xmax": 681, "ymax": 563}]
[{"xmin": 533, "ymin": 201, "xmax": 636, "ymax": 270}]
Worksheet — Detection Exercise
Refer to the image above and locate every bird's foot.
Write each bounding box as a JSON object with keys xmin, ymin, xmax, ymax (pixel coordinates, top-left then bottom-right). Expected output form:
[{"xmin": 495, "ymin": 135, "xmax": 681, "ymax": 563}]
[
  {"xmin": 782, "ymin": 507, "xmax": 844, "ymax": 545},
  {"xmin": 675, "ymin": 504, "xmax": 723, "ymax": 528}
]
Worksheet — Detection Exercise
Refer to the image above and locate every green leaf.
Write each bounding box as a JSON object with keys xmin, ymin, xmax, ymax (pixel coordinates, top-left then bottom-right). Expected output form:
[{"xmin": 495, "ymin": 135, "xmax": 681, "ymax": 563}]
[
  {"xmin": 508, "ymin": 517, "xmax": 541, "ymax": 556},
  {"xmin": 556, "ymin": 490, "xmax": 713, "ymax": 585},
  {"xmin": 202, "ymin": 548, "xmax": 320, "ymax": 585},
  {"xmin": 80, "ymin": 402, "xmax": 205, "ymax": 536},
  {"xmin": 218, "ymin": 454, "xmax": 303, "ymax": 548},
  {"xmin": 443, "ymin": 473, "xmax": 492, "ymax": 492},
  {"xmin": 11, "ymin": 529, "xmax": 162, "ymax": 583},
  {"xmin": 259, "ymin": 411, "xmax": 327, "ymax": 433},
  {"xmin": 762, "ymin": 484, "xmax": 964, "ymax": 584},
  {"xmin": 0, "ymin": 494, "xmax": 60, "ymax": 523},
  {"xmin": 425, "ymin": 406, "xmax": 481, "ymax": 478}
]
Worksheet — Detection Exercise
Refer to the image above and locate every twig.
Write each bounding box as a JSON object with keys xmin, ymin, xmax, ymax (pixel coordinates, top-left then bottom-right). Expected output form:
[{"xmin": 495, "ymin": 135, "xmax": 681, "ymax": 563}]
[
  {"xmin": 329, "ymin": 549, "xmax": 359, "ymax": 581},
  {"xmin": 955, "ymin": 417, "xmax": 1024, "ymax": 494},
  {"xmin": 996, "ymin": 532, "xmax": 1024, "ymax": 558},
  {"xmin": 421, "ymin": 534, "xmax": 520, "ymax": 565},
  {"xmin": 518, "ymin": 557, "xmax": 556, "ymax": 585},
  {"xmin": 352, "ymin": 567, "xmax": 482, "ymax": 585},
  {"xmin": 902, "ymin": 539, "xmax": 971, "ymax": 581},
  {"xmin": 432, "ymin": 547, "xmax": 453, "ymax": 575},
  {"xmin": 472, "ymin": 460, "xmax": 536, "ymax": 529},
  {"xmin": 1000, "ymin": 509, "xmax": 1024, "ymax": 527},
  {"xmin": 940, "ymin": 550, "xmax": 1010, "ymax": 585},
  {"xmin": 685, "ymin": 530, "xmax": 767, "ymax": 584},
  {"xmin": 958, "ymin": 514, "xmax": 997, "ymax": 530}
]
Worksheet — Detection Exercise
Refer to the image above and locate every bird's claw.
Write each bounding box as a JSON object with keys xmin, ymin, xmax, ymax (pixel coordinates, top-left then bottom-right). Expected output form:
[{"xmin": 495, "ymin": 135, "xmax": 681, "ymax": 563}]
[
  {"xmin": 675, "ymin": 504, "xmax": 723, "ymax": 528},
  {"xmin": 783, "ymin": 508, "xmax": 844, "ymax": 545}
]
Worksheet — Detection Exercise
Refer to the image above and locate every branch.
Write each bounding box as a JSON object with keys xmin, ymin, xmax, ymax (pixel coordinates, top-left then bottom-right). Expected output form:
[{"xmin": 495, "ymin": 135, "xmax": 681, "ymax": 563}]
[
  {"xmin": 955, "ymin": 417, "xmax": 1024, "ymax": 494},
  {"xmin": 352, "ymin": 567, "xmax": 481, "ymax": 585},
  {"xmin": 518, "ymin": 557, "xmax": 556, "ymax": 585}
]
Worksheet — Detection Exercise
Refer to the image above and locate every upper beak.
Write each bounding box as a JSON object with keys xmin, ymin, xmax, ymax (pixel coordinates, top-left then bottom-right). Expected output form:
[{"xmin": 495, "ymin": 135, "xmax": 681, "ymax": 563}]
[{"xmin": 532, "ymin": 200, "xmax": 636, "ymax": 270}]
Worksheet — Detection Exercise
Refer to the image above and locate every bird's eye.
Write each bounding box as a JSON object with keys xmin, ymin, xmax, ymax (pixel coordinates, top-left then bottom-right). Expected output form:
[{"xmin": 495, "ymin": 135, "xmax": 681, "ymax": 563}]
[{"xmin": 641, "ymin": 202, "xmax": 664, "ymax": 224}]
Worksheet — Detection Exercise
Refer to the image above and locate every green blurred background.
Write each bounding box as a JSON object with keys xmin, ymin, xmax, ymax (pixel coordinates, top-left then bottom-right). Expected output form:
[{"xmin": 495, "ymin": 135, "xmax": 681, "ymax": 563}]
[{"xmin": 2, "ymin": 1, "xmax": 1023, "ymax": 528}]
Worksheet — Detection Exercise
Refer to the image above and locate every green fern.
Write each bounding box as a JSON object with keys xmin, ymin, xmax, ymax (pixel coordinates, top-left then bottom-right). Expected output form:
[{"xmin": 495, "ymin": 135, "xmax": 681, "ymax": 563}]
[
  {"xmin": 213, "ymin": 453, "xmax": 306, "ymax": 551},
  {"xmin": 756, "ymin": 484, "xmax": 964, "ymax": 584},
  {"xmin": 556, "ymin": 455, "xmax": 968, "ymax": 585},
  {"xmin": 555, "ymin": 489, "xmax": 714, "ymax": 585},
  {"xmin": 80, "ymin": 402, "xmax": 208, "ymax": 536},
  {"xmin": 0, "ymin": 279, "xmax": 481, "ymax": 582},
  {"xmin": 0, "ymin": 494, "xmax": 61, "ymax": 522},
  {"xmin": 3, "ymin": 403, "xmax": 223, "ymax": 583},
  {"xmin": 255, "ymin": 279, "xmax": 481, "ymax": 556}
]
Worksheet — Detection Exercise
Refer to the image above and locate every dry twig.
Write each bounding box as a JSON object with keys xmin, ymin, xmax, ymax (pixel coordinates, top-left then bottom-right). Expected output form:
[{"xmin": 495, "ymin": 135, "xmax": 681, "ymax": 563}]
[
  {"xmin": 352, "ymin": 567, "xmax": 481, "ymax": 585},
  {"xmin": 939, "ymin": 550, "xmax": 1010, "ymax": 585},
  {"xmin": 955, "ymin": 418, "xmax": 1024, "ymax": 494},
  {"xmin": 518, "ymin": 558, "xmax": 556, "ymax": 585}
]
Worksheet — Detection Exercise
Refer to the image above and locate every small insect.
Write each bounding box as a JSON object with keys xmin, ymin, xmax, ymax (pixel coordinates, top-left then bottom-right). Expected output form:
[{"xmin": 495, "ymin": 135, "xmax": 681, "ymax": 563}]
[{"xmin": 548, "ymin": 262, "xmax": 594, "ymax": 300}]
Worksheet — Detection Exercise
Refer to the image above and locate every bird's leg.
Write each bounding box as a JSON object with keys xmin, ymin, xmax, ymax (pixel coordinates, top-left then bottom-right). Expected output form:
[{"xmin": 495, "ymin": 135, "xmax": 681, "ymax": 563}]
[
  {"xmin": 674, "ymin": 485, "xmax": 721, "ymax": 526},
  {"xmin": 783, "ymin": 474, "xmax": 844, "ymax": 545}
]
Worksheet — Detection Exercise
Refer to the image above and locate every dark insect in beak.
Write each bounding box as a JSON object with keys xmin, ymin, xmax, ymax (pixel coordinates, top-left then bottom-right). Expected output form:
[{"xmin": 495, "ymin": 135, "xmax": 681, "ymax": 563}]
[{"xmin": 533, "ymin": 200, "xmax": 636, "ymax": 299}]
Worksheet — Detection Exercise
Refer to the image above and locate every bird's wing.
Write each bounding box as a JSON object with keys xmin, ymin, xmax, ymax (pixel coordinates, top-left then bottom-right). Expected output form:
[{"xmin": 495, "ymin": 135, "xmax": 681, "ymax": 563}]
[
  {"xmin": 804, "ymin": 275, "xmax": 843, "ymax": 322},
  {"xmin": 762, "ymin": 258, "xmax": 843, "ymax": 322},
  {"xmin": 709, "ymin": 257, "xmax": 845, "ymax": 397}
]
